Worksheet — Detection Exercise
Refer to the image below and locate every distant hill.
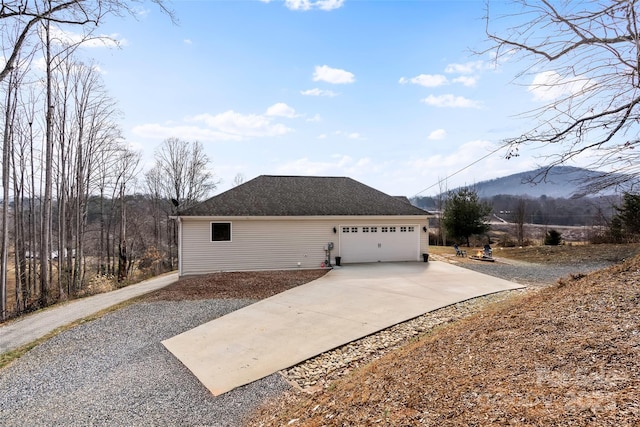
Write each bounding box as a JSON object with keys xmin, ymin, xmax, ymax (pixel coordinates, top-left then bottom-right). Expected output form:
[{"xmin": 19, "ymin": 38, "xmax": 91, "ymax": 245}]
[{"xmin": 468, "ymin": 166, "xmax": 620, "ymax": 199}]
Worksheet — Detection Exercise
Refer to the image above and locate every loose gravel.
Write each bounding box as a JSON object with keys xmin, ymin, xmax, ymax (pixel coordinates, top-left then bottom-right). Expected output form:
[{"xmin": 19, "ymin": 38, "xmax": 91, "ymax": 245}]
[
  {"xmin": 458, "ymin": 257, "xmax": 613, "ymax": 287},
  {"xmin": 0, "ymin": 299, "xmax": 289, "ymax": 427}
]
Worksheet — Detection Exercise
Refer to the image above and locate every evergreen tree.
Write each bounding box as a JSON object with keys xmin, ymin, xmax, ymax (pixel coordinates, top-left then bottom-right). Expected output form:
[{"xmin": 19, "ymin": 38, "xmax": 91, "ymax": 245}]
[
  {"xmin": 544, "ymin": 229, "xmax": 562, "ymax": 246},
  {"xmin": 615, "ymin": 193, "xmax": 640, "ymax": 236},
  {"xmin": 442, "ymin": 187, "xmax": 492, "ymax": 247}
]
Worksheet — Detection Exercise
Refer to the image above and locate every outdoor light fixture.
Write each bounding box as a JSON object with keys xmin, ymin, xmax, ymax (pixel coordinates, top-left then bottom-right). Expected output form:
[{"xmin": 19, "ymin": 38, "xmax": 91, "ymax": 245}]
[
  {"xmin": 423, "ymin": 226, "xmax": 427, "ymax": 232},
  {"xmin": 333, "ymin": 227, "xmax": 337, "ymax": 234}
]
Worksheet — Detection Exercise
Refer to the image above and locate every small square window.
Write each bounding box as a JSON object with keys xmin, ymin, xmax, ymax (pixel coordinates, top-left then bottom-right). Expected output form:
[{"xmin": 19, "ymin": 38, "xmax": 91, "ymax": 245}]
[
  {"xmin": 390, "ymin": 226, "xmax": 396, "ymax": 232},
  {"xmin": 371, "ymin": 226, "xmax": 378, "ymax": 233},
  {"xmin": 381, "ymin": 226, "xmax": 388, "ymax": 233},
  {"xmin": 363, "ymin": 227, "xmax": 369, "ymax": 232},
  {"xmin": 400, "ymin": 226, "xmax": 407, "ymax": 232},
  {"xmin": 351, "ymin": 227, "xmax": 358, "ymax": 233},
  {"xmin": 408, "ymin": 226, "xmax": 415, "ymax": 232},
  {"xmin": 342, "ymin": 227, "xmax": 350, "ymax": 233},
  {"xmin": 211, "ymin": 222, "xmax": 231, "ymax": 241}
]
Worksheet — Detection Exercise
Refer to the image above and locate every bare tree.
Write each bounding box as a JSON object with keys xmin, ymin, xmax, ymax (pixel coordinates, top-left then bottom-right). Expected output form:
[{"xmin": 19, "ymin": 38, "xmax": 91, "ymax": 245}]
[
  {"xmin": 0, "ymin": 0, "xmax": 173, "ymax": 318},
  {"xmin": 153, "ymin": 137, "xmax": 217, "ymax": 211},
  {"xmin": 144, "ymin": 165, "xmax": 165, "ymax": 253},
  {"xmin": 232, "ymin": 173, "xmax": 245, "ymax": 187},
  {"xmin": 486, "ymin": 0, "xmax": 640, "ymax": 192},
  {"xmin": 435, "ymin": 178, "xmax": 448, "ymax": 246},
  {"xmin": 0, "ymin": 60, "xmax": 19, "ymax": 320},
  {"xmin": 114, "ymin": 149, "xmax": 140, "ymax": 282},
  {"xmin": 151, "ymin": 137, "xmax": 217, "ymax": 268},
  {"xmin": 0, "ymin": 0, "xmax": 174, "ymax": 84},
  {"xmin": 513, "ymin": 198, "xmax": 527, "ymax": 246}
]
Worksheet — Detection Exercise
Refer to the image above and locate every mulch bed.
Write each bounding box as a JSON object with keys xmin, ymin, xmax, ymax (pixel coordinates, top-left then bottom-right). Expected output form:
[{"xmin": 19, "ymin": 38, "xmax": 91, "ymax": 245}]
[{"xmin": 139, "ymin": 269, "xmax": 328, "ymax": 301}]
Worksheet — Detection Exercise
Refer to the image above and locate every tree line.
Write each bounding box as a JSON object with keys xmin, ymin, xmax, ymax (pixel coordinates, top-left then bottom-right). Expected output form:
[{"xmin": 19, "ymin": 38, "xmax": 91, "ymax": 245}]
[
  {"xmin": 414, "ymin": 193, "xmax": 620, "ymax": 227},
  {"xmin": 417, "ymin": 188, "xmax": 640, "ymax": 248},
  {"xmin": 0, "ymin": 1, "xmax": 223, "ymax": 321}
]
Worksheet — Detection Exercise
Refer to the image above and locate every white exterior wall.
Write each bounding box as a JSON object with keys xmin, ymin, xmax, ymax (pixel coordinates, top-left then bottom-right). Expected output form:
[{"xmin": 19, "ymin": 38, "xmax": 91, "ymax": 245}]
[{"xmin": 179, "ymin": 216, "xmax": 429, "ymax": 275}]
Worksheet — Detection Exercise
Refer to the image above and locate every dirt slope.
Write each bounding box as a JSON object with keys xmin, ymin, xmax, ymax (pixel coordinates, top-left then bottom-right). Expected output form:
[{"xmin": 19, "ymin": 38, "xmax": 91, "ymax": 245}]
[{"xmin": 251, "ymin": 255, "xmax": 640, "ymax": 426}]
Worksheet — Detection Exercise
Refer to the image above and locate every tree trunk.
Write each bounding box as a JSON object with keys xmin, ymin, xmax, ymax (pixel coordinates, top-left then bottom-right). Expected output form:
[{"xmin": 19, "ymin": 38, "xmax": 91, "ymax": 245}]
[
  {"xmin": 40, "ymin": 22, "xmax": 54, "ymax": 307},
  {"xmin": 0, "ymin": 71, "xmax": 14, "ymax": 320},
  {"xmin": 117, "ymin": 185, "xmax": 127, "ymax": 282}
]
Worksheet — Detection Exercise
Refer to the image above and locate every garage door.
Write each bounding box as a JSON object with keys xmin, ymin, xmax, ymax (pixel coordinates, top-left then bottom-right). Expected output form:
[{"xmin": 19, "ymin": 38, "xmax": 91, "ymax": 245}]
[{"xmin": 339, "ymin": 225, "xmax": 419, "ymax": 263}]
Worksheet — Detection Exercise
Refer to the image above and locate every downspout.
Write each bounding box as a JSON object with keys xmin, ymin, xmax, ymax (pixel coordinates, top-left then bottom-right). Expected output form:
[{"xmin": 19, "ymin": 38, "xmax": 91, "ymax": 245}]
[{"xmin": 176, "ymin": 216, "xmax": 183, "ymax": 276}]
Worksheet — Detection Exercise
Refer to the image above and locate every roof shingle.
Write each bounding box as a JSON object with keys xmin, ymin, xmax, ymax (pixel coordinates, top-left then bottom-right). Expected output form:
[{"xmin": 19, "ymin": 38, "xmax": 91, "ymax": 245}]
[{"xmin": 180, "ymin": 175, "xmax": 429, "ymax": 217}]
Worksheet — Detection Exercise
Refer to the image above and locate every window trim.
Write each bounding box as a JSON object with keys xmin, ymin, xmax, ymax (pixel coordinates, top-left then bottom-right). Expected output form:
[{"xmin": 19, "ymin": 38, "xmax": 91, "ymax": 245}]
[{"xmin": 211, "ymin": 221, "xmax": 232, "ymax": 242}]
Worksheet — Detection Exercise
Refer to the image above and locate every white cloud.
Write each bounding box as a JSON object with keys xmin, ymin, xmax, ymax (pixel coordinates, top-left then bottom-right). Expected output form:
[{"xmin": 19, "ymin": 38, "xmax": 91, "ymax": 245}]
[
  {"xmin": 399, "ymin": 74, "xmax": 448, "ymax": 88},
  {"xmin": 34, "ymin": 56, "xmax": 106, "ymax": 75},
  {"xmin": 183, "ymin": 39, "xmax": 192, "ymax": 45},
  {"xmin": 335, "ymin": 130, "xmax": 366, "ymax": 140},
  {"xmin": 452, "ymin": 75, "xmax": 477, "ymax": 87},
  {"xmin": 133, "ymin": 110, "xmax": 293, "ymax": 141},
  {"xmin": 428, "ymin": 129, "xmax": 447, "ymax": 140},
  {"xmin": 405, "ymin": 139, "xmax": 534, "ymax": 192},
  {"xmin": 307, "ymin": 114, "xmax": 322, "ymax": 122},
  {"xmin": 421, "ymin": 94, "xmax": 482, "ymax": 109},
  {"xmin": 284, "ymin": 0, "xmax": 345, "ymax": 11},
  {"xmin": 528, "ymin": 70, "xmax": 596, "ymax": 102},
  {"xmin": 301, "ymin": 88, "xmax": 339, "ymax": 97},
  {"xmin": 46, "ymin": 26, "xmax": 125, "ymax": 48},
  {"xmin": 135, "ymin": 7, "xmax": 151, "ymax": 18},
  {"xmin": 444, "ymin": 60, "xmax": 486, "ymax": 74},
  {"xmin": 313, "ymin": 65, "xmax": 355, "ymax": 84},
  {"xmin": 190, "ymin": 111, "xmax": 292, "ymax": 137},
  {"xmin": 276, "ymin": 155, "xmax": 375, "ymax": 176},
  {"xmin": 265, "ymin": 102, "xmax": 298, "ymax": 118},
  {"xmin": 132, "ymin": 123, "xmax": 245, "ymax": 141}
]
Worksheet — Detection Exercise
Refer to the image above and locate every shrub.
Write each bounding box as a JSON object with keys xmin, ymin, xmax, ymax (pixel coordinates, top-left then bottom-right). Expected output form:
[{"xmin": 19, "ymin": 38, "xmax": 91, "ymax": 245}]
[{"xmin": 544, "ymin": 229, "xmax": 562, "ymax": 246}]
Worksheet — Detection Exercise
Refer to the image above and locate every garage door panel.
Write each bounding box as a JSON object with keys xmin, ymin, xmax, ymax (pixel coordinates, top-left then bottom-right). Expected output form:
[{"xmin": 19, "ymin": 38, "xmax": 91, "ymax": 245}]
[{"xmin": 339, "ymin": 225, "xmax": 419, "ymax": 263}]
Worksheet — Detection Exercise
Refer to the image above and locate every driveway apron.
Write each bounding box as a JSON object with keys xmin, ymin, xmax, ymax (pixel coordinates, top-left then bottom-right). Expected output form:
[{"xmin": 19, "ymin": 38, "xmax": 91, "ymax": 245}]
[{"xmin": 162, "ymin": 261, "xmax": 524, "ymax": 395}]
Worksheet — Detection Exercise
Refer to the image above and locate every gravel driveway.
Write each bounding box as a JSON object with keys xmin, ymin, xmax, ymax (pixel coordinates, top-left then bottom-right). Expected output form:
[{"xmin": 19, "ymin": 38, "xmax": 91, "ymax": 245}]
[
  {"xmin": 0, "ymin": 300, "xmax": 289, "ymax": 427},
  {"xmin": 459, "ymin": 257, "xmax": 614, "ymax": 287},
  {"xmin": 0, "ymin": 259, "xmax": 616, "ymax": 426}
]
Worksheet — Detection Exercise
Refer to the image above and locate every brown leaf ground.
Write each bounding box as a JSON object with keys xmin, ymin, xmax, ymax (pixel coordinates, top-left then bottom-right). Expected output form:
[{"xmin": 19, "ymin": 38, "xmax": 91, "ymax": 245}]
[
  {"xmin": 250, "ymin": 254, "xmax": 640, "ymax": 426},
  {"xmin": 139, "ymin": 269, "xmax": 328, "ymax": 301}
]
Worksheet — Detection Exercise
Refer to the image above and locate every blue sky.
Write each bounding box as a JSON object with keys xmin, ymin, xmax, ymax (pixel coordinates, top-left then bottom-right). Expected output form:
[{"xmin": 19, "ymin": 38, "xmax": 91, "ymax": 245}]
[{"xmin": 82, "ymin": 0, "xmax": 562, "ymax": 197}]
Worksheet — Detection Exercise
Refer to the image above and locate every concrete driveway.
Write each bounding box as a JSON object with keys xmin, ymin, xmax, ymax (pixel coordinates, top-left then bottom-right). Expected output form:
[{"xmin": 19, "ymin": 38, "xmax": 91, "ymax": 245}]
[{"xmin": 163, "ymin": 261, "xmax": 524, "ymax": 395}]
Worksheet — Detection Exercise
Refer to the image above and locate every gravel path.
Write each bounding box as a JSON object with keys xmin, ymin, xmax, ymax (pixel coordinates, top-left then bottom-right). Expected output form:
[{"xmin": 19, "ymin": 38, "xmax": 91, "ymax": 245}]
[
  {"xmin": 457, "ymin": 256, "xmax": 614, "ymax": 287},
  {"xmin": 0, "ymin": 299, "xmax": 289, "ymax": 427}
]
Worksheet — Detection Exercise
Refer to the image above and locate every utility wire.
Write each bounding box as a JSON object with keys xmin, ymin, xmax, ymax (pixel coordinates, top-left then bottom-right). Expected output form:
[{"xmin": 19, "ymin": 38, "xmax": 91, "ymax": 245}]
[{"xmin": 413, "ymin": 143, "xmax": 508, "ymax": 197}]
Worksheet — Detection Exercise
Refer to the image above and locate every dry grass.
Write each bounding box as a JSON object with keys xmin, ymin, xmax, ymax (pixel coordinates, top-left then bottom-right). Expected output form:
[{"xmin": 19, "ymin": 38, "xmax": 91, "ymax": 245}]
[
  {"xmin": 250, "ymin": 251, "xmax": 640, "ymax": 426},
  {"xmin": 430, "ymin": 243, "xmax": 640, "ymax": 265}
]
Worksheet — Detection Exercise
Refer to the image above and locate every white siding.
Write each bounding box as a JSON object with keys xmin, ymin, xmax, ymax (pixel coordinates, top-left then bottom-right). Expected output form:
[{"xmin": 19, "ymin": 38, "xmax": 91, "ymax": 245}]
[{"xmin": 179, "ymin": 216, "xmax": 429, "ymax": 275}]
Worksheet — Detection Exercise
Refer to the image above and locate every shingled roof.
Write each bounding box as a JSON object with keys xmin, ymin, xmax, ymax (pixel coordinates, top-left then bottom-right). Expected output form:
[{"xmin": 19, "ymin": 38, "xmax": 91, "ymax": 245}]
[{"xmin": 179, "ymin": 175, "xmax": 429, "ymax": 217}]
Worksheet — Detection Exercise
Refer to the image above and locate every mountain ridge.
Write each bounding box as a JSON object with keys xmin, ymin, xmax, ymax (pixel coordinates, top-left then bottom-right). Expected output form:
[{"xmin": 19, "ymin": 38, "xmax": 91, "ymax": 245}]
[{"xmin": 459, "ymin": 166, "xmax": 618, "ymax": 199}]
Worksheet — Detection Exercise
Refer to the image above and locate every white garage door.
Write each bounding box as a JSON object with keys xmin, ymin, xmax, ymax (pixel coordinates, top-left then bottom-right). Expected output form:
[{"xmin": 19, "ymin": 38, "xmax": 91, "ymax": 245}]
[{"xmin": 339, "ymin": 225, "xmax": 420, "ymax": 263}]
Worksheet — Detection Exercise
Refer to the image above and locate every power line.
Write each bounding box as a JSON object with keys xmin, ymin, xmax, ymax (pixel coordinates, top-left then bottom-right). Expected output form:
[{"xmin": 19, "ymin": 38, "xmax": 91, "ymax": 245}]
[{"xmin": 413, "ymin": 143, "xmax": 508, "ymax": 197}]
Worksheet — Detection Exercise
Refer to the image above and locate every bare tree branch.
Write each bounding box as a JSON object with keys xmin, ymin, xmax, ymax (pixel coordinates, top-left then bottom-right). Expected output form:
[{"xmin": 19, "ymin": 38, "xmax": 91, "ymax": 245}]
[{"xmin": 486, "ymin": 0, "xmax": 640, "ymax": 192}]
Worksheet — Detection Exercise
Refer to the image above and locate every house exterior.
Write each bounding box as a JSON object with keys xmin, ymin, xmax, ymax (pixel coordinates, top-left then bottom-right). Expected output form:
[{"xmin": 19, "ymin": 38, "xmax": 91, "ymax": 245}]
[{"xmin": 176, "ymin": 175, "xmax": 431, "ymax": 276}]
